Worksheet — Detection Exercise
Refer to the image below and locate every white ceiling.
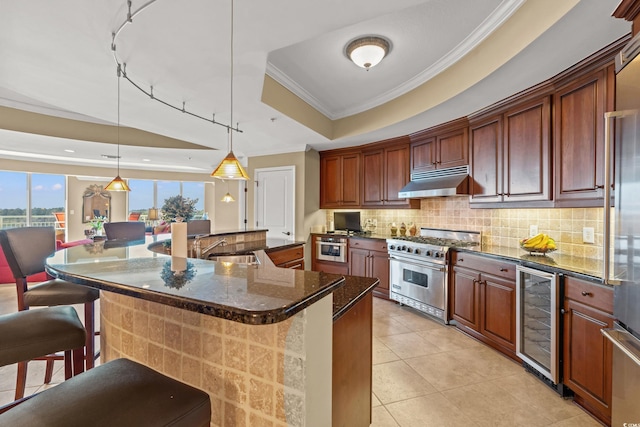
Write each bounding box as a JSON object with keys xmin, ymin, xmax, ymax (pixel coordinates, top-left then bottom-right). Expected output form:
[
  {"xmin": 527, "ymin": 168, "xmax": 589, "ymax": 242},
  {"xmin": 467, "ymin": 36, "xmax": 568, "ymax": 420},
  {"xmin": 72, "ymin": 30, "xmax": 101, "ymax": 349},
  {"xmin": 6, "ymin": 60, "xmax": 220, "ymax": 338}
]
[{"xmin": 0, "ymin": 0, "xmax": 630, "ymax": 174}]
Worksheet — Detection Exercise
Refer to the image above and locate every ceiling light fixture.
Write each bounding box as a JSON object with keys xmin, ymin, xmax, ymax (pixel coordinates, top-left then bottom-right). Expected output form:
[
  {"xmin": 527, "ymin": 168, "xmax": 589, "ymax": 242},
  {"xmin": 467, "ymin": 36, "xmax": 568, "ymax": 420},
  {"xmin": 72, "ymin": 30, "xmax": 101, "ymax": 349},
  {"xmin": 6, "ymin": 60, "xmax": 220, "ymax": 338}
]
[
  {"xmin": 105, "ymin": 64, "xmax": 131, "ymax": 192},
  {"xmin": 220, "ymin": 180, "xmax": 235, "ymax": 203},
  {"xmin": 211, "ymin": 0, "xmax": 249, "ymax": 181},
  {"xmin": 345, "ymin": 36, "xmax": 391, "ymax": 70}
]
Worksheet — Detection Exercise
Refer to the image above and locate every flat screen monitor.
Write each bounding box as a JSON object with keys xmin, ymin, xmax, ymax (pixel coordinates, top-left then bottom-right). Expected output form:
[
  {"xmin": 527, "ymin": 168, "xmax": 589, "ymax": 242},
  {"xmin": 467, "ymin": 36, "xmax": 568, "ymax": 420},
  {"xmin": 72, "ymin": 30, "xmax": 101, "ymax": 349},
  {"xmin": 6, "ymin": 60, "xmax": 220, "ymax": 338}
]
[{"xmin": 334, "ymin": 211, "xmax": 361, "ymax": 232}]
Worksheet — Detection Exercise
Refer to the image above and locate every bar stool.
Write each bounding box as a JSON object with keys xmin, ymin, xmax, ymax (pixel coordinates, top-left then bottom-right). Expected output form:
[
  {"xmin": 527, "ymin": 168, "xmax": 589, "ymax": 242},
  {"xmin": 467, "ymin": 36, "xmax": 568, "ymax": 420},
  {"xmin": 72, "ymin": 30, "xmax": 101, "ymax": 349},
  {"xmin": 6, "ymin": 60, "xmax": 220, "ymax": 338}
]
[
  {"xmin": 0, "ymin": 306, "xmax": 86, "ymax": 411},
  {"xmin": 0, "ymin": 310, "xmax": 211, "ymax": 426},
  {"xmin": 0, "ymin": 227, "xmax": 100, "ymax": 399}
]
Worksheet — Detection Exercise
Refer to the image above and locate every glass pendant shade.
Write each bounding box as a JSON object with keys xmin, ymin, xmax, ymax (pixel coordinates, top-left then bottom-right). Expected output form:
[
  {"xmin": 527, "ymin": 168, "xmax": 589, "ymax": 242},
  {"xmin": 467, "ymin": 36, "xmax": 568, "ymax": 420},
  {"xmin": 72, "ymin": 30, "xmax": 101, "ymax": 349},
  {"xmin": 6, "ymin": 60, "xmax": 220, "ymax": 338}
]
[
  {"xmin": 105, "ymin": 175, "xmax": 131, "ymax": 191},
  {"xmin": 346, "ymin": 36, "xmax": 390, "ymax": 69},
  {"xmin": 211, "ymin": 151, "xmax": 249, "ymax": 180},
  {"xmin": 221, "ymin": 192, "xmax": 235, "ymax": 203}
]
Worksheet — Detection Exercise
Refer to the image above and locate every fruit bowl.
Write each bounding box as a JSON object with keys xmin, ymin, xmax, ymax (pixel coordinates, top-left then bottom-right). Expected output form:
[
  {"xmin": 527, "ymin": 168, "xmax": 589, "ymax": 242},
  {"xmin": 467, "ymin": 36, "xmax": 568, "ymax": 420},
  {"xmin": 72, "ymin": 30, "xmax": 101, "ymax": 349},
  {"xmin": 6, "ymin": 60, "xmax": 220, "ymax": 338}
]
[{"xmin": 519, "ymin": 233, "xmax": 557, "ymax": 256}]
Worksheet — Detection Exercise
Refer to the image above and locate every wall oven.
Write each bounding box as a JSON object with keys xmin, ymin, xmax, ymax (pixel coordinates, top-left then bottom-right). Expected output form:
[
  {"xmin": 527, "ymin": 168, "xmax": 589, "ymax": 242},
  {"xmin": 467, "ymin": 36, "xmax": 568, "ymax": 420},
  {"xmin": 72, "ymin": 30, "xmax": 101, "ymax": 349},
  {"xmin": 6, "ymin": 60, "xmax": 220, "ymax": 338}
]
[
  {"xmin": 515, "ymin": 266, "xmax": 566, "ymax": 394},
  {"xmin": 315, "ymin": 236, "xmax": 347, "ymax": 263}
]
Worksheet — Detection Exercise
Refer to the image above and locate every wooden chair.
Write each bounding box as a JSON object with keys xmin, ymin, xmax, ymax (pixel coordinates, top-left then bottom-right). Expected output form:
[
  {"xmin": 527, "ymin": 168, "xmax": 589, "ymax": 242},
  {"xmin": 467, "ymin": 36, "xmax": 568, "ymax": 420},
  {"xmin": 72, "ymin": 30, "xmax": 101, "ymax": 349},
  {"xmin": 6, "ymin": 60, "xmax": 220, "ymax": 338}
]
[
  {"xmin": 103, "ymin": 221, "xmax": 146, "ymax": 241},
  {"xmin": 0, "ymin": 227, "xmax": 100, "ymax": 400},
  {"xmin": 53, "ymin": 212, "xmax": 65, "ymax": 242}
]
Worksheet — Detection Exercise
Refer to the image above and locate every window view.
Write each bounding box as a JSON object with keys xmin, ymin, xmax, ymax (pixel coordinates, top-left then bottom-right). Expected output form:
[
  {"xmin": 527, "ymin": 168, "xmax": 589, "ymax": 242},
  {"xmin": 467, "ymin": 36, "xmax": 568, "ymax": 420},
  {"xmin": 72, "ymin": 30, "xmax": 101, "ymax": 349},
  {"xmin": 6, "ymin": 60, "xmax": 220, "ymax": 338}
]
[
  {"xmin": 182, "ymin": 182, "xmax": 205, "ymax": 219},
  {"xmin": 127, "ymin": 179, "xmax": 205, "ymax": 224},
  {"xmin": 0, "ymin": 172, "xmax": 66, "ymax": 231}
]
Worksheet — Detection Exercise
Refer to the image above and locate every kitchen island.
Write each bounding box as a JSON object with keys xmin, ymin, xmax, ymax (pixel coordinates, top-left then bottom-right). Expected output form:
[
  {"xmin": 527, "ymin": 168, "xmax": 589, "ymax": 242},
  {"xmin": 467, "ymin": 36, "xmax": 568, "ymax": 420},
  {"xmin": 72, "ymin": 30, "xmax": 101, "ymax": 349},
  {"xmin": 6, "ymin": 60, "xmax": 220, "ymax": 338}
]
[{"xmin": 45, "ymin": 233, "xmax": 378, "ymax": 427}]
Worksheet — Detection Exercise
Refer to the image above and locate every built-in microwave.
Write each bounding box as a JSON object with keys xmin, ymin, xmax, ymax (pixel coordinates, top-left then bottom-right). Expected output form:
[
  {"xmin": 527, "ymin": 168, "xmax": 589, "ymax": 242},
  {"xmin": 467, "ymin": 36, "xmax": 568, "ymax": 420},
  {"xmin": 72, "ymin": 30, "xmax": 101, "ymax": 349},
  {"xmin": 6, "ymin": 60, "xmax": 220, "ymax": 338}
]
[{"xmin": 315, "ymin": 236, "xmax": 347, "ymax": 263}]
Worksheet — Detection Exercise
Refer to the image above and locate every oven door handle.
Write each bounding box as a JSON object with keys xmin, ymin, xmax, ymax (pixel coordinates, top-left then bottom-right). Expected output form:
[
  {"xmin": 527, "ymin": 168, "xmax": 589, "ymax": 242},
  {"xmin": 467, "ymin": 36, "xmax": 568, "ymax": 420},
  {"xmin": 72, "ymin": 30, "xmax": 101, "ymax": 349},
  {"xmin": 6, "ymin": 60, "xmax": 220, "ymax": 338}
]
[{"xmin": 389, "ymin": 256, "xmax": 446, "ymax": 272}]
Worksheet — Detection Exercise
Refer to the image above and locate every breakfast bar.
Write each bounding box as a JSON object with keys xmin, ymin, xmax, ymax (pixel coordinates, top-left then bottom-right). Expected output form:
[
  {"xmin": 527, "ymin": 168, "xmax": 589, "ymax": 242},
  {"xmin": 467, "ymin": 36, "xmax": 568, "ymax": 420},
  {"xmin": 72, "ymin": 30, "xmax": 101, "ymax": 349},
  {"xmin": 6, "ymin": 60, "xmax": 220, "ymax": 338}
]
[{"xmin": 44, "ymin": 233, "xmax": 378, "ymax": 427}]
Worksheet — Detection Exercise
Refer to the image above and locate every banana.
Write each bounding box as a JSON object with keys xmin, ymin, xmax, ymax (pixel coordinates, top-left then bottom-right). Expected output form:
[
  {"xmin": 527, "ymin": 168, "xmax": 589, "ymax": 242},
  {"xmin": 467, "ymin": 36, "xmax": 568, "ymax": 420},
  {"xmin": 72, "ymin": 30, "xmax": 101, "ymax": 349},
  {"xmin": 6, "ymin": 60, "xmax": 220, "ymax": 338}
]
[
  {"xmin": 520, "ymin": 233, "xmax": 557, "ymax": 252},
  {"xmin": 523, "ymin": 233, "xmax": 546, "ymax": 248}
]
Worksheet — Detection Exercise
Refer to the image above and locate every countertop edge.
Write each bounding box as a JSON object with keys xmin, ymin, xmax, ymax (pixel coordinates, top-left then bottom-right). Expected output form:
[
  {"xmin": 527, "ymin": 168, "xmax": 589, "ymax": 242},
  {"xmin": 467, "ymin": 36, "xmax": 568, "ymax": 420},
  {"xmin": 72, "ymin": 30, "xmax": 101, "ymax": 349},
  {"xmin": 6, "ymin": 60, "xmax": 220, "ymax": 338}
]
[{"xmin": 332, "ymin": 277, "xmax": 379, "ymax": 322}]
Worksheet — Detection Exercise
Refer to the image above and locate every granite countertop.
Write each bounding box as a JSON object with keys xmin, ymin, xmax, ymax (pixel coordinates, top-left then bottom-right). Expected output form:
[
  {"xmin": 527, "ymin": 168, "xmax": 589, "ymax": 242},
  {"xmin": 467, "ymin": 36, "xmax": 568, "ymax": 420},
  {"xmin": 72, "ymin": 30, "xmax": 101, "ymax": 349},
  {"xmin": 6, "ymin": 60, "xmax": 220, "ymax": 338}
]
[
  {"xmin": 331, "ymin": 275, "xmax": 379, "ymax": 321},
  {"xmin": 456, "ymin": 245, "xmax": 604, "ymax": 283},
  {"xmin": 45, "ymin": 235, "xmax": 345, "ymax": 325}
]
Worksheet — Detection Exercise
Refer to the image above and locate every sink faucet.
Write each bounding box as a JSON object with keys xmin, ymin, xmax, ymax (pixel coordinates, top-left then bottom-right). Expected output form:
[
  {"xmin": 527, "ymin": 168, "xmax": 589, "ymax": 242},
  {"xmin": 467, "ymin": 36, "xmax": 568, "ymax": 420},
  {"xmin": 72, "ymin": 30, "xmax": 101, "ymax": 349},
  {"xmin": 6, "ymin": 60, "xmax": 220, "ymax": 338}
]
[{"xmin": 194, "ymin": 236, "xmax": 227, "ymax": 258}]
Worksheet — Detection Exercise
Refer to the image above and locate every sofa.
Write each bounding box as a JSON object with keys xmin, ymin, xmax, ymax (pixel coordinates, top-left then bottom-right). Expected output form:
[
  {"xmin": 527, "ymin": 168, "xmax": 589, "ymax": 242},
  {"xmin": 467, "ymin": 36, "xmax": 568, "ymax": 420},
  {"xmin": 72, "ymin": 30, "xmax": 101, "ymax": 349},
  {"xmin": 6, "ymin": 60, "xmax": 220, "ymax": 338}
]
[{"xmin": 0, "ymin": 238, "xmax": 92, "ymax": 285}]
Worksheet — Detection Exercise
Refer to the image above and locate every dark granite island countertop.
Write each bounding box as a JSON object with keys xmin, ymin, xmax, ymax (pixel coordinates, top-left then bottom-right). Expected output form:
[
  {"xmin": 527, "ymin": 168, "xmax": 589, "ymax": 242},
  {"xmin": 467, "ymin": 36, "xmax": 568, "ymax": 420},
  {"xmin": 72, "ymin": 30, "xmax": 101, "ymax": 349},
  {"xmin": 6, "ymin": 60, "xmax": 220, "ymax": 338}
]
[{"xmin": 45, "ymin": 236, "xmax": 345, "ymax": 325}]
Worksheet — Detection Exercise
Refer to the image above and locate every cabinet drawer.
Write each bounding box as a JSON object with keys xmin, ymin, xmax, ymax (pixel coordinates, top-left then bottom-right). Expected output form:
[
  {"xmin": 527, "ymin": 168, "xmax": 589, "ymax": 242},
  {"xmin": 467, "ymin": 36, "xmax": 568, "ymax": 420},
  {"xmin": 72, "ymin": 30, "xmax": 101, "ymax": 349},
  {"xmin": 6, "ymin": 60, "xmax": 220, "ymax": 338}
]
[
  {"xmin": 565, "ymin": 276, "xmax": 613, "ymax": 314},
  {"xmin": 452, "ymin": 252, "xmax": 516, "ymax": 280},
  {"xmin": 267, "ymin": 245, "xmax": 304, "ymax": 266},
  {"xmin": 348, "ymin": 238, "xmax": 387, "ymax": 253}
]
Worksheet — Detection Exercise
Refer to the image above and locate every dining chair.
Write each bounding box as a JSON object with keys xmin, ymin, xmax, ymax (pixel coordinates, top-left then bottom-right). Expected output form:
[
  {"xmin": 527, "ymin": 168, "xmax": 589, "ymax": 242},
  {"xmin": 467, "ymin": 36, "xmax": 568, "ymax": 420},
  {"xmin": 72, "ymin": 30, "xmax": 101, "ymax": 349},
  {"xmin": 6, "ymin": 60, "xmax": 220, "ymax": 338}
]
[
  {"xmin": 103, "ymin": 221, "xmax": 146, "ymax": 240},
  {"xmin": 0, "ymin": 226, "xmax": 100, "ymax": 400}
]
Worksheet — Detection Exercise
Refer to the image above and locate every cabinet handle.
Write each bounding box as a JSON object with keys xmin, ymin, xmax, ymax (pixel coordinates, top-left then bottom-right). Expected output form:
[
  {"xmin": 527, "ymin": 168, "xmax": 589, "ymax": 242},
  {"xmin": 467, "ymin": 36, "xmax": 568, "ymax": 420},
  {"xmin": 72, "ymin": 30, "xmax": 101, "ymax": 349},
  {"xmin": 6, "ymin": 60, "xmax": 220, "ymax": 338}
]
[
  {"xmin": 458, "ymin": 258, "xmax": 464, "ymax": 262},
  {"xmin": 561, "ymin": 308, "xmax": 566, "ymax": 314},
  {"xmin": 581, "ymin": 291, "xmax": 593, "ymax": 297},
  {"xmin": 499, "ymin": 268, "xmax": 507, "ymax": 272},
  {"xmin": 594, "ymin": 185, "xmax": 604, "ymax": 189}
]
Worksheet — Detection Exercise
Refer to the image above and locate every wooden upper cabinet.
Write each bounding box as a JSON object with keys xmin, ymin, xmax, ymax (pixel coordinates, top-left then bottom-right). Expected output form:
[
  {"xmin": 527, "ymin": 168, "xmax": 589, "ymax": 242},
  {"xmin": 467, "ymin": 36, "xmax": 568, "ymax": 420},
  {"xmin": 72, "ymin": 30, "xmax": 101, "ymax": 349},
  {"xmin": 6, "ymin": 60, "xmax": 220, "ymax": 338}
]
[
  {"xmin": 409, "ymin": 118, "xmax": 468, "ymax": 175},
  {"xmin": 469, "ymin": 115, "xmax": 502, "ymax": 203},
  {"xmin": 470, "ymin": 95, "xmax": 551, "ymax": 205},
  {"xmin": 320, "ymin": 151, "xmax": 360, "ymax": 208},
  {"xmin": 503, "ymin": 96, "xmax": 551, "ymax": 202},
  {"xmin": 362, "ymin": 137, "xmax": 418, "ymax": 208},
  {"xmin": 613, "ymin": 0, "xmax": 640, "ymax": 36},
  {"xmin": 554, "ymin": 67, "xmax": 613, "ymax": 206}
]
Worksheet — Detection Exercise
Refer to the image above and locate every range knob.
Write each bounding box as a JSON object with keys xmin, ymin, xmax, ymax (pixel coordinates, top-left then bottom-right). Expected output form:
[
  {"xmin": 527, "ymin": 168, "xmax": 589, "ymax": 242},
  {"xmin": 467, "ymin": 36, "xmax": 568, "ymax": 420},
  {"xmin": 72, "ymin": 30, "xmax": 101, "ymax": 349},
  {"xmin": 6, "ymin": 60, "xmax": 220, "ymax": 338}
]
[
  {"xmin": 425, "ymin": 251, "xmax": 432, "ymax": 257},
  {"xmin": 434, "ymin": 252, "xmax": 442, "ymax": 258},
  {"xmin": 414, "ymin": 248, "xmax": 421, "ymax": 255},
  {"xmin": 401, "ymin": 245, "xmax": 407, "ymax": 251},
  {"xmin": 406, "ymin": 247, "xmax": 414, "ymax": 253},
  {"xmin": 389, "ymin": 245, "xmax": 396, "ymax": 250}
]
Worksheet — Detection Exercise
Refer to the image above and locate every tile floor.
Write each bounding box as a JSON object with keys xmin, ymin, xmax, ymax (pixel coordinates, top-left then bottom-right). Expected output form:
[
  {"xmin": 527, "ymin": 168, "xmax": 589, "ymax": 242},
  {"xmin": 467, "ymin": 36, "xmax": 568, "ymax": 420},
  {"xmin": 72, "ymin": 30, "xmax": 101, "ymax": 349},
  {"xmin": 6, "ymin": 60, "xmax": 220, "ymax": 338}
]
[{"xmin": 0, "ymin": 284, "xmax": 602, "ymax": 426}]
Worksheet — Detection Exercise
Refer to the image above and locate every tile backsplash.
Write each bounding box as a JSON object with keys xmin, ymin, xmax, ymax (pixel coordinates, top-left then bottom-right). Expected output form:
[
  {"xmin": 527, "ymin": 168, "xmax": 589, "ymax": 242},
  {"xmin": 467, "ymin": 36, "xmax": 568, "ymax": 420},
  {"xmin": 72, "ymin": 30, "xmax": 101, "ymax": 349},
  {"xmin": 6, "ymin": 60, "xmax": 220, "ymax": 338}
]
[{"xmin": 326, "ymin": 197, "xmax": 604, "ymax": 259}]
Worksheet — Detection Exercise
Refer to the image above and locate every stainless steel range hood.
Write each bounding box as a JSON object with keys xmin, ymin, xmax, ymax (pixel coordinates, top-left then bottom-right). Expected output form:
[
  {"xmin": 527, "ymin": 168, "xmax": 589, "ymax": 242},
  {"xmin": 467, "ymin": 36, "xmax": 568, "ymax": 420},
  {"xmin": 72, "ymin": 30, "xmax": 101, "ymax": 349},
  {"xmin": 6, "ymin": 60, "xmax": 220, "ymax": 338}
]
[{"xmin": 398, "ymin": 165, "xmax": 470, "ymax": 198}]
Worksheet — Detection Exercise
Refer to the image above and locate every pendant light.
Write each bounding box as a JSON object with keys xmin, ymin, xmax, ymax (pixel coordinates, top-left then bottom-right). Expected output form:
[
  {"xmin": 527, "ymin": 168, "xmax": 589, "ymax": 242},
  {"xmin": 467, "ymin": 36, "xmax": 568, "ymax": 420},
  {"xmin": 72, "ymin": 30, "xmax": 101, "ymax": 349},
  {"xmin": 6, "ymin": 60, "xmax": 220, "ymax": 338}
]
[
  {"xmin": 211, "ymin": 0, "xmax": 249, "ymax": 180},
  {"xmin": 105, "ymin": 64, "xmax": 131, "ymax": 192},
  {"xmin": 220, "ymin": 180, "xmax": 235, "ymax": 203}
]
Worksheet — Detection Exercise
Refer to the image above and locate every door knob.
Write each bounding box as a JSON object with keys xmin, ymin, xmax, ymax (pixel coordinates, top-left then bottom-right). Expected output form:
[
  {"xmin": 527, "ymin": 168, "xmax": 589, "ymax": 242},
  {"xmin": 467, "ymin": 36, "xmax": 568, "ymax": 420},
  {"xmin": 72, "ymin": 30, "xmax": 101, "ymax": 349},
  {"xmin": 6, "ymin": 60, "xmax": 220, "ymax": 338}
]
[{"xmin": 282, "ymin": 231, "xmax": 291, "ymax": 236}]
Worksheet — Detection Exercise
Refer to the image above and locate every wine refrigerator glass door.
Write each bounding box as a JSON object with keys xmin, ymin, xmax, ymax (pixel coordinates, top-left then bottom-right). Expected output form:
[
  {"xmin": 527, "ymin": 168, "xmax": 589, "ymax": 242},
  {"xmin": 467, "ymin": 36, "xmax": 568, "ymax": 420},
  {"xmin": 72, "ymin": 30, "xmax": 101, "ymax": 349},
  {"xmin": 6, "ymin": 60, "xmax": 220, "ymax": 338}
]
[{"xmin": 515, "ymin": 266, "xmax": 559, "ymax": 383}]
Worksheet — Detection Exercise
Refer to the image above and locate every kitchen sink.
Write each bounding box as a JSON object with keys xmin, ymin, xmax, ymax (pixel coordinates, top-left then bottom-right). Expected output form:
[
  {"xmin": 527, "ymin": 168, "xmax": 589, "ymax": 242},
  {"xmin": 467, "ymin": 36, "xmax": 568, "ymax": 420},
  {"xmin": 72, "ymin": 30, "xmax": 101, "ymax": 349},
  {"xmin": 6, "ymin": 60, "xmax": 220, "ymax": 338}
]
[{"xmin": 207, "ymin": 254, "xmax": 259, "ymax": 265}]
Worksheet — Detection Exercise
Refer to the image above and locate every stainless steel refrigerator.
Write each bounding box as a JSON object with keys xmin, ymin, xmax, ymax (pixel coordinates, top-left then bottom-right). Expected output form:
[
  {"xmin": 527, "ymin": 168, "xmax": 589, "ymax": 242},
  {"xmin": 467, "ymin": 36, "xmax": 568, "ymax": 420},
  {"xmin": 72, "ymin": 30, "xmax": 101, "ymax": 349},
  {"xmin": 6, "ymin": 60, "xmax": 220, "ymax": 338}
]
[{"xmin": 602, "ymin": 31, "xmax": 640, "ymax": 426}]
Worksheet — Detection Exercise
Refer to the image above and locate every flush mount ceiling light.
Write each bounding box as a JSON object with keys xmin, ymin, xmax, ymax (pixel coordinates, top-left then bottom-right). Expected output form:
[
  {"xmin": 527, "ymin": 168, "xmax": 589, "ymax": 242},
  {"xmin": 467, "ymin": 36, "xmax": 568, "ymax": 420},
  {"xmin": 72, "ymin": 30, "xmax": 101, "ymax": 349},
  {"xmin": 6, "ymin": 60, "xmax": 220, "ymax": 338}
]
[
  {"xmin": 105, "ymin": 65, "xmax": 131, "ymax": 192},
  {"xmin": 346, "ymin": 36, "xmax": 391, "ymax": 70}
]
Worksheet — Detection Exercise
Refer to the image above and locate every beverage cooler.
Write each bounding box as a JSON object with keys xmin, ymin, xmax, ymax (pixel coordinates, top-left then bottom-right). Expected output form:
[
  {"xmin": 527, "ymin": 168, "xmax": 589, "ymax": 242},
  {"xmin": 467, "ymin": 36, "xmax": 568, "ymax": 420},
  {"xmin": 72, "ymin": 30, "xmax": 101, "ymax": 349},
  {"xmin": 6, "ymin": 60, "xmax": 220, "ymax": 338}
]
[{"xmin": 515, "ymin": 266, "xmax": 566, "ymax": 393}]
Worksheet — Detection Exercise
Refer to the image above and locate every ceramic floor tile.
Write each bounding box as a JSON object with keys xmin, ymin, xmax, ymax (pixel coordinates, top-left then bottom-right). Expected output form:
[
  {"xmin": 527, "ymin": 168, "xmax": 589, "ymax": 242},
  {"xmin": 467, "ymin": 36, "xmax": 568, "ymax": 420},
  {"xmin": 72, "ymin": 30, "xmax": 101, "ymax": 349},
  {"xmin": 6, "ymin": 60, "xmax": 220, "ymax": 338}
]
[
  {"xmin": 390, "ymin": 312, "xmax": 445, "ymax": 333},
  {"xmin": 385, "ymin": 392, "xmax": 477, "ymax": 427},
  {"xmin": 373, "ymin": 337, "xmax": 400, "ymax": 365},
  {"xmin": 372, "ymin": 392, "xmax": 382, "ymax": 407},
  {"xmin": 416, "ymin": 326, "xmax": 484, "ymax": 352},
  {"xmin": 496, "ymin": 372, "xmax": 585, "ymax": 422},
  {"xmin": 371, "ymin": 405, "xmax": 400, "ymax": 427},
  {"xmin": 549, "ymin": 413, "xmax": 604, "ymax": 427},
  {"xmin": 443, "ymin": 381, "xmax": 555, "ymax": 427},
  {"xmin": 378, "ymin": 332, "xmax": 445, "ymax": 359},
  {"xmin": 373, "ymin": 316, "xmax": 412, "ymax": 338},
  {"xmin": 404, "ymin": 351, "xmax": 487, "ymax": 391},
  {"xmin": 372, "ymin": 360, "xmax": 437, "ymax": 404}
]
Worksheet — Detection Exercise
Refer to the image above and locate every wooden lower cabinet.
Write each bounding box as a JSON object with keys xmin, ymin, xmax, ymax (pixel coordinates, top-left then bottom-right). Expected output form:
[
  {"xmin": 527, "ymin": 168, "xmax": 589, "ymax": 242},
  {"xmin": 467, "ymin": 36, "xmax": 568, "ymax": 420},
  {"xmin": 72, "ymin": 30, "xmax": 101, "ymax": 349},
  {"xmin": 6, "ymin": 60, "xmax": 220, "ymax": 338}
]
[
  {"xmin": 563, "ymin": 276, "xmax": 613, "ymax": 425},
  {"xmin": 333, "ymin": 292, "xmax": 372, "ymax": 427},
  {"xmin": 450, "ymin": 252, "xmax": 517, "ymax": 359},
  {"xmin": 267, "ymin": 244, "xmax": 305, "ymax": 270},
  {"xmin": 348, "ymin": 238, "xmax": 389, "ymax": 299}
]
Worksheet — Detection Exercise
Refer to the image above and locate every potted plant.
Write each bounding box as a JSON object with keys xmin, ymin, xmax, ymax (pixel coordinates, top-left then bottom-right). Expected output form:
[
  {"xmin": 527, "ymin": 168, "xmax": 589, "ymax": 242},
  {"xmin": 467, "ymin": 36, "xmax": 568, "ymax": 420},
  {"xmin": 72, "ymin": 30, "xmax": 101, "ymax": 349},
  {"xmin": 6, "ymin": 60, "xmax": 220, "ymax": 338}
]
[
  {"xmin": 160, "ymin": 195, "xmax": 198, "ymax": 222},
  {"xmin": 89, "ymin": 216, "xmax": 108, "ymax": 236}
]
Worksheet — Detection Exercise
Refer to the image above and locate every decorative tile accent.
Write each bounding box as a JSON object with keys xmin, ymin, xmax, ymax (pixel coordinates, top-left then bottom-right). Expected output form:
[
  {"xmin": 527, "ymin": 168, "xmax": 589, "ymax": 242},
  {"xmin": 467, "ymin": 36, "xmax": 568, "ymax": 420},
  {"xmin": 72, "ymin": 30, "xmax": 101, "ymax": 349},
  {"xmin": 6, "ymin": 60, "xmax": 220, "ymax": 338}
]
[{"xmin": 100, "ymin": 290, "xmax": 315, "ymax": 427}]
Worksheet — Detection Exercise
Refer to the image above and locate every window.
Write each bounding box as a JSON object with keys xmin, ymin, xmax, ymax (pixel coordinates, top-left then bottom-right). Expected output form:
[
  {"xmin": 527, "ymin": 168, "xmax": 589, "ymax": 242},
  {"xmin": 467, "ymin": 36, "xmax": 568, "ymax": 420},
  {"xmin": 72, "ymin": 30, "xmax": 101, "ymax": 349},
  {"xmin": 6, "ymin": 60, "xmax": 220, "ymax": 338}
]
[
  {"xmin": 128, "ymin": 179, "xmax": 154, "ymax": 218},
  {"xmin": 0, "ymin": 172, "xmax": 66, "ymax": 230},
  {"xmin": 157, "ymin": 181, "xmax": 181, "ymax": 209},
  {"xmin": 127, "ymin": 179, "xmax": 205, "ymax": 221},
  {"xmin": 182, "ymin": 182, "xmax": 205, "ymax": 218}
]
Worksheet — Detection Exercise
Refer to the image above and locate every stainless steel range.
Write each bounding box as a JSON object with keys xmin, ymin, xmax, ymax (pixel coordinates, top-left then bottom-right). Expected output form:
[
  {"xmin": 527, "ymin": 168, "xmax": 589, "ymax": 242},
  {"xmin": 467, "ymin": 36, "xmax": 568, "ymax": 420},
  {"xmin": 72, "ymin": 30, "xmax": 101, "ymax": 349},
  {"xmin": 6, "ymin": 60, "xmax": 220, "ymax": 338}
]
[{"xmin": 387, "ymin": 228, "xmax": 481, "ymax": 322}]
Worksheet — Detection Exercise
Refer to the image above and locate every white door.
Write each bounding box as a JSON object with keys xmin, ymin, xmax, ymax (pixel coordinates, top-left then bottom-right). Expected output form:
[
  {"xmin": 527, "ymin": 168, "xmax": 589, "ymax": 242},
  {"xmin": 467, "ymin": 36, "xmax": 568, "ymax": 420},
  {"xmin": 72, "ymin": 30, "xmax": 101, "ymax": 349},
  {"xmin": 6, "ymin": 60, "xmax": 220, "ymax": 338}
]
[{"xmin": 255, "ymin": 166, "xmax": 295, "ymax": 239}]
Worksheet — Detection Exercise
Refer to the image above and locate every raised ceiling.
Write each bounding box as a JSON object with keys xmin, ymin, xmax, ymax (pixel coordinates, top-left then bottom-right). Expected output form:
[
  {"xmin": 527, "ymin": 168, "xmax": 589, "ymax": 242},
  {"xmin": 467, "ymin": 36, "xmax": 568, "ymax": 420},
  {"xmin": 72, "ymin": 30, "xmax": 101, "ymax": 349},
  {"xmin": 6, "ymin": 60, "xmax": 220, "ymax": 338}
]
[{"xmin": 0, "ymin": 0, "xmax": 630, "ymax": 174}]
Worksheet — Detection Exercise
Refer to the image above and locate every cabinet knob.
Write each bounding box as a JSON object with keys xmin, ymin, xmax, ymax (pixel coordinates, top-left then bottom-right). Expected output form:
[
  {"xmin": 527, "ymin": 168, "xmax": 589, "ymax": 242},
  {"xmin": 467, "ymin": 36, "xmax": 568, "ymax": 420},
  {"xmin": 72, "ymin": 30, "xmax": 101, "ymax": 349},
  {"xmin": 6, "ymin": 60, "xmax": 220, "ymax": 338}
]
[
  {"xmin": 458, "ymin": 259, "xmax": 464, "ymax": 262},
  {"xmin": 561, "ymin": 308, "xmax": 566, "ymax": 314},
  {"xmin": 581, "ymin": 291, "xmax": 593, "ymax": 297}
]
